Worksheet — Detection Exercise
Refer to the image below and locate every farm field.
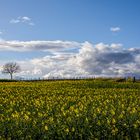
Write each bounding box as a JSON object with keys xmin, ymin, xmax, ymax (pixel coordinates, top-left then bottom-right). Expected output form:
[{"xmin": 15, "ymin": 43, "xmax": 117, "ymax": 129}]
[{"xmin": 0, "ymin": 79, "xmax": 140, "ymax": 139}]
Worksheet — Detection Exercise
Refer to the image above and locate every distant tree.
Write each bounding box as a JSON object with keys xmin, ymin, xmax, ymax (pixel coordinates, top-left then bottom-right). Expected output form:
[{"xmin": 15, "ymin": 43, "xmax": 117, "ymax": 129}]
[
  {"xmin": 133, "ymin": 76, "xmax": 136, "ymax": 83},
  {"xmin": 2, "ymin": 62, "xmax": 21, "ymax": 80}
]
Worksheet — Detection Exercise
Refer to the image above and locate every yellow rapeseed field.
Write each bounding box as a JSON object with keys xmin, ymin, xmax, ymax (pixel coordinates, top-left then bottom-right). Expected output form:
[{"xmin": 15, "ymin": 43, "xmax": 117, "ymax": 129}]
[{"xmin": 0, "ymin": 80, "xmax": 140, "ymax": 139}]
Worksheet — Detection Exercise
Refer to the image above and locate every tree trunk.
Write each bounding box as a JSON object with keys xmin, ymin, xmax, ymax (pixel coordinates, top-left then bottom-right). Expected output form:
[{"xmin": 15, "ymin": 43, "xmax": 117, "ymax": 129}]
[
  {"xmin": 10, "ymin": 73, "xmax": 13, "ymax": 80},
  {"xmin": 133, "ymin": 76, "xmax": 135, "ymax": 83}
]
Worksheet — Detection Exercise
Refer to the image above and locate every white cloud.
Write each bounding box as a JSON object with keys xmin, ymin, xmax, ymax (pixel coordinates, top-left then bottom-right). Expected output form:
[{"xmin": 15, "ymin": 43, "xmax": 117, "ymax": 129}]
[
  {"xmin": 0, "ymin": 65, "xmax": 3, "ymax": 71},
  {"xmin": 22, "ymin": 16, "xmax": 31, "ymax": 22},
  {"xmin": 0, "ymin": 40, "xmax": 81, "ymax": 52},
  {"xmin": 10, "ymin": 19, "xmax": 20, "ymax": 24},
  {"xmin": 0, "ymin": 40, "xmax": 140, "ymax": 79},
  {"xmin": 16, "ymin": 42, "xmax": 140, "ymax": 78},
  {"xmin": 110, "ymin": 27, "xmax": 120, "ymax": 32},
  {"xmin": 10, "ymin": 16, "xmax": 35, "ymax": 26}
]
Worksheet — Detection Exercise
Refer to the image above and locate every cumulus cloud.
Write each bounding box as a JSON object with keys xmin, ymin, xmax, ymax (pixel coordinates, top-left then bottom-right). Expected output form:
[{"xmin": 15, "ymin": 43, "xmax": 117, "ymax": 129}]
[
  {"xmin": 10, "ymin": 16, "xmax": 35, "ymax": 26},
  {"xmin": 9, "ymin": 41, "xmax": 139, "ymax": 79},
  {"xmin": 0, "ymin": 40, "xmax": 140, "ymax": 79},
  {"xmin": 110, "ymin": 27, "xmax": 120, "ymax": 32}
]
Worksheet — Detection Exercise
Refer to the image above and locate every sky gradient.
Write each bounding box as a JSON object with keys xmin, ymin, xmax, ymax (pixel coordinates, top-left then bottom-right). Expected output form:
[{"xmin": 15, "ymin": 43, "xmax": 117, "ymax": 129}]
[{"xmin": 0, "ymin": 0, "xmax": 140, "ymax": 79}]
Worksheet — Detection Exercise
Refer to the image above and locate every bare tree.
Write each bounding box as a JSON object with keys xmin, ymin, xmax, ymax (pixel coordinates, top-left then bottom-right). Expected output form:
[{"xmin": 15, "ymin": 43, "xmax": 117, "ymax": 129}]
[{"xmin": 2, "ymin": 62, "xmax": 21, "ymax": 80}]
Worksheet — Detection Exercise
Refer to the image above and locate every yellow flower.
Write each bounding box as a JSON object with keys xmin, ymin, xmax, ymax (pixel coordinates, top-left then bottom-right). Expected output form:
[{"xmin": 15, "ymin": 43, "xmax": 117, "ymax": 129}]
[
  {"xmin": 65, "ymin": 128, "xmax": 69, "ymax": 133},
  {"xmin": 49, "ymin": 117, "xmax": 54, "ymax": 122},
  {"xmin": 24, "ymin": 114, "xmax": 29, "ymax": 120},
  {"xmin": 85, "ymin": 117, "xmax": 88, "ymax": 122},
  {"xmin": 45, "ymin": 125, "xmax": 48, "ymax": 131},
  {"xmin": 97, "ymin": 120, "xmax": 101, "ymax": 126},
  {"xmin": 118, "ymin": 113, "xmax": 123, "ymax": 119},
  {"xmin": 70, "ymin": 106, "xmax": 74, "ymax": 111},
  {"xmin": 72, "ymin": 127, "xmax": 75, "ymax": 132},
  {"xmin": 131, "ymin": 107, "xmax": 136, "ymax": 114},
  {"xmin": 107, "ymin": 119, "xmax": 110, "ymax": 125},
  {"xmin": 96, "ymin": 108, "xmax": 100, "ymax": 113},
  {"xmin": 38, "ymin": 112, "xmax": 43, "ymax": 117},
  {"xmin": 12, "ymin": 111, "xmax": 19, "ymax": 119},
  {"xmin": 121, "ymin": 104, "xmax": 124, "ymax": 108},
  {"xmin": 112, "ymin": 118, "xmax": 116, "ymax": 124},
  {"xmin": 110, "ymin": 110, "xmax": 115, "ymax": 115},
  {"xmin": 111, "ymin": 127, "xmax": 118, "ymax": 135},
  {"xmin": 133, "ymin": 124, "xmax": 137, "ymax": 128},
  {"xmin": 74, "ymin": 108, "xmax": 79, "ymax": 114},
  {"xmin": 136, "ymin": 120, "xmax": 140, "ymax": 125}
]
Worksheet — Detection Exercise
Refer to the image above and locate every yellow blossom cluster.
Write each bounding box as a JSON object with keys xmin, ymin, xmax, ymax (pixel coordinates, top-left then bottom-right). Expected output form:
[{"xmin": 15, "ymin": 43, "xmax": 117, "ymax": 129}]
[{"xmin": 0, "ymin": 80, "xmax": 139, "ymax": 139}]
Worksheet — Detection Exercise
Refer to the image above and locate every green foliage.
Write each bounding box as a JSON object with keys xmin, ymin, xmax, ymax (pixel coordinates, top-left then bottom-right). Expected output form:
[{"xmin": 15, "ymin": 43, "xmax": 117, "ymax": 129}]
[{"xmin": 0, "ymin": 80, "xmax": 140, "ymax": 139}]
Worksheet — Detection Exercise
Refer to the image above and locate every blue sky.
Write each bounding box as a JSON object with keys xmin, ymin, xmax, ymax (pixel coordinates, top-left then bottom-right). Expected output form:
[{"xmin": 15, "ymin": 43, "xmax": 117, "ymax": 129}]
[
  {"xmin": 0, "ymin": 0, "xmax": 140, "ymax": 79},
  {"xmin": 0, "ymin": 0, "xmax": 140, "ymax": 46}
]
